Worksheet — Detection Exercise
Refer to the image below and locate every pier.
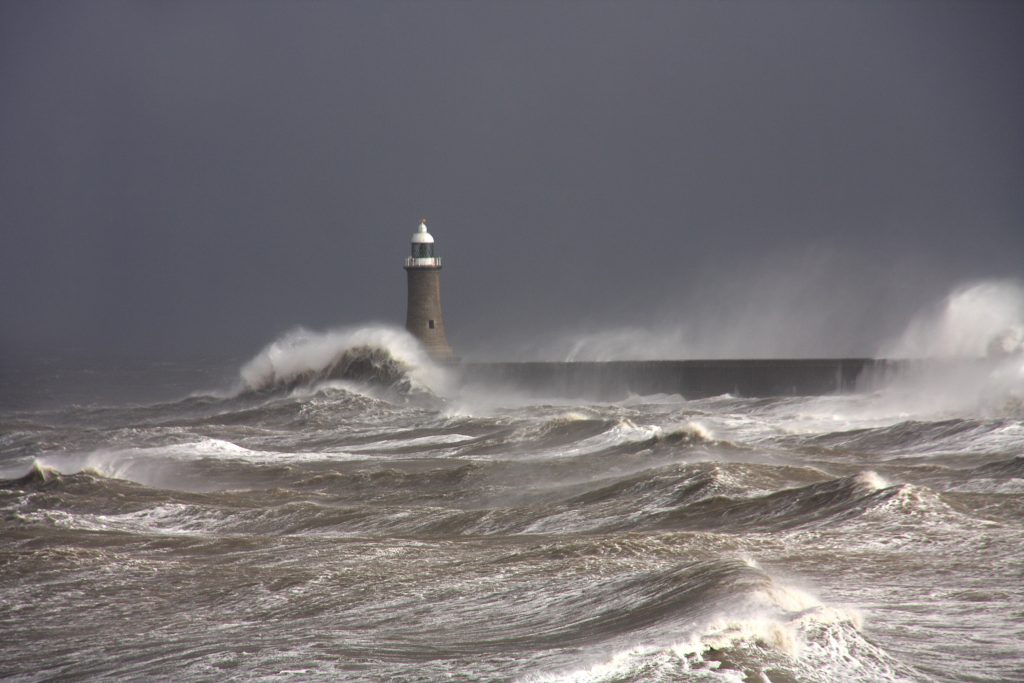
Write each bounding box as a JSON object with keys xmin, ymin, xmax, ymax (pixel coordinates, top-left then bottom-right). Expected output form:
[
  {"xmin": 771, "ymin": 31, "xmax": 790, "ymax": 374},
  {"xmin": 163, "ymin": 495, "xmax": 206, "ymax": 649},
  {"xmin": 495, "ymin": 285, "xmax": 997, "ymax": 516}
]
[{"xmin": 459, "ymin": 359, "xmax": 908, "ymax": 400}]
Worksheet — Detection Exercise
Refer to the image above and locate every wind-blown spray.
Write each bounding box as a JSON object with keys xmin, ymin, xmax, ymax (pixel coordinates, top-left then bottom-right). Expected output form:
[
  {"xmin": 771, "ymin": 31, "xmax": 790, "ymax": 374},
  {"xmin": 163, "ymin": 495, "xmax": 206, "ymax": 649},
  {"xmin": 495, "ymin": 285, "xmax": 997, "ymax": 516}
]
[
  {"xmin": 239, "ymin": 324, "xmax": 454, "ymax": 396},
  {"xmin": 871, "ymin": 279, "xmax": 1024, "ymax": 417}
]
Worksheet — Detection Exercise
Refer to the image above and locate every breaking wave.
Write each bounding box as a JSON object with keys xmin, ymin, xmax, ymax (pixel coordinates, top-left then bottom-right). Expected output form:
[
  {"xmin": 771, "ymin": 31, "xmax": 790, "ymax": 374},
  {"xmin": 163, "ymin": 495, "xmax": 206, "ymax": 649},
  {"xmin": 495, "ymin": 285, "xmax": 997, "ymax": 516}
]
[
  {"xmin": 238, "ymin": 325, "xmax": 453, "ymax": 397},
  {"xmin": 524, "ymin": 558, "xmax": 913, "ymax": 683}
]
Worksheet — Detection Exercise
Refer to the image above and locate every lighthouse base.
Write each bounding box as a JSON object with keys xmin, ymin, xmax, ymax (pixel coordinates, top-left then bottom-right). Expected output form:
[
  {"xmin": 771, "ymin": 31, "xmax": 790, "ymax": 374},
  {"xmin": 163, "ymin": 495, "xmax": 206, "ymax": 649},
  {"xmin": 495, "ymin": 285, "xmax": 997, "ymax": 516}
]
[{"xmin": 404, "ymin": 266, "xmax": 454, "ymax": 361}]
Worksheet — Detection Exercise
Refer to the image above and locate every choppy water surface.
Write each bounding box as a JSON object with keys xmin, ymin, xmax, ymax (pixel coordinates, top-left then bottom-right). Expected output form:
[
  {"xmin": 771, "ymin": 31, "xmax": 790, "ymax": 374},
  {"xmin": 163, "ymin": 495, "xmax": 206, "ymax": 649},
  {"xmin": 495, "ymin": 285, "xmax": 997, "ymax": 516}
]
[{"xmin": 2, "ymin": 339, "xmax": 1023, "ymax": 682}]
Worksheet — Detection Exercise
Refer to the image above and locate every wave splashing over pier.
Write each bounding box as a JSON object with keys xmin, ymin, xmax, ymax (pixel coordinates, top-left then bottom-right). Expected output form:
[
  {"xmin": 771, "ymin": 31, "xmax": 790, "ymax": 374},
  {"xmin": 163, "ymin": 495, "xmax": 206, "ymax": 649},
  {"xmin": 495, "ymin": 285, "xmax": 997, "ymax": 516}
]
[{"xmin": 239, "ymin": 325, "xmax": 454, "ymax": 398}]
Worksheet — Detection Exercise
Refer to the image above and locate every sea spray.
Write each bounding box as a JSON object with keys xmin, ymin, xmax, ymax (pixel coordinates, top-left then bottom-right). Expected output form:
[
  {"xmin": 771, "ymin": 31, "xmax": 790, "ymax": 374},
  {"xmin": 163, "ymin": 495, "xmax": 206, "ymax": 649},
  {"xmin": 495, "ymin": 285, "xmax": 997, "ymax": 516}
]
[
  {"xmin": 879, "ymin": 279, "xmax": 1024, "ymax": 359},
  {"xmin": 863, "ymin": 280, "xmax": 1024, "ymax": 418},
  {"xmin": 238, "ymin": 324, "xmax": 454, "ymax": 397},
  {"xmin": 562, "ymin": 326, "xmax": 693, "ymax": 361}
]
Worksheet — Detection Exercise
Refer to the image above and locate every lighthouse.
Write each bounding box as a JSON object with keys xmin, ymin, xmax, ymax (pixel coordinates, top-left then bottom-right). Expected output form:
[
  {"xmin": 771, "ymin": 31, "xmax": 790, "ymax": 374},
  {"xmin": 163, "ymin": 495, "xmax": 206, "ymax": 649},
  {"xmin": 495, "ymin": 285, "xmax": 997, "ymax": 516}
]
[{"xmin": 404, "ymin": 218, "xmax": 454, "ymax": 361}]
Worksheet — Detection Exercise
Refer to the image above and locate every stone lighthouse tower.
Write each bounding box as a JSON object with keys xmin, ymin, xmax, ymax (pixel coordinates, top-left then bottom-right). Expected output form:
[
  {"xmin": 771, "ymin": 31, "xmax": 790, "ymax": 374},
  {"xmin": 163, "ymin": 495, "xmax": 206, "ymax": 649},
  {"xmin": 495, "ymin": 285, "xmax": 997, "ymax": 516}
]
[{"xmin": 404, "ymin": 218, "xmax": 454, "ymax": 361}]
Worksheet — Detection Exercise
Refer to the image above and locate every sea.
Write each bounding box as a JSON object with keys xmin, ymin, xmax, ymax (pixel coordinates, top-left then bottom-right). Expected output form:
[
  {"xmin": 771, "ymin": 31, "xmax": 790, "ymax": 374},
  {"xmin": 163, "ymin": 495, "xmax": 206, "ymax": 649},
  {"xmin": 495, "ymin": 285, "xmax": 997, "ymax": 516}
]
[{"xmin": 2, "ymin": 325, "xmax": 1023, "ymax": 682}]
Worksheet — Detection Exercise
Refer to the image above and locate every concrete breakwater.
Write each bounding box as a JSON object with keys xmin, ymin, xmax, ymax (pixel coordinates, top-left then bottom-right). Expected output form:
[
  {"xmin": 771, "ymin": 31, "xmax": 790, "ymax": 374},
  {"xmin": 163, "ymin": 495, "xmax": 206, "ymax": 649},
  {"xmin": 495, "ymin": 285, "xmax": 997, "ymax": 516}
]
[{"xmin": 460, "ymin": 359, "xmax": 905, "ymax": 400}]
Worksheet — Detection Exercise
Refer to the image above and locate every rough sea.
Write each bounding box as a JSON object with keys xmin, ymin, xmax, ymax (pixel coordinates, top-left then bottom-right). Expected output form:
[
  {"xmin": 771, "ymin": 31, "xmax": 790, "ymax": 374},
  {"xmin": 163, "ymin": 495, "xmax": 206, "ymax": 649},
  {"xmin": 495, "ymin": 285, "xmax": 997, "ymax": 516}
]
[{"xmin": 3, "ymin": 326, "xmax": 1023, "ymax": 682}]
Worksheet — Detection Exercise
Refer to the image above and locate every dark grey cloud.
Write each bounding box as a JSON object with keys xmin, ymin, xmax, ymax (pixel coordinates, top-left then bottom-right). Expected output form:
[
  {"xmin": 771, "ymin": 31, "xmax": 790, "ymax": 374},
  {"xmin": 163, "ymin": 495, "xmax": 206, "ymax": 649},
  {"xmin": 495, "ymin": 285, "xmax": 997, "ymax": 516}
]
[{"xmin": 1, "ymin": 1, "xmax": 1022, "ymax": 362}]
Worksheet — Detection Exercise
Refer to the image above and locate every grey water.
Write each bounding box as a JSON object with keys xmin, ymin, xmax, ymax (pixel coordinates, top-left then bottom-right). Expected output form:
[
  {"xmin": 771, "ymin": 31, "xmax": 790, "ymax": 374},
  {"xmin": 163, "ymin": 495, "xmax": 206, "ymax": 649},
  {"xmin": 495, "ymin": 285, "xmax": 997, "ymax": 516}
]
[{"xmin": 2, "ymin": 330, "xmax": 1023, "ymax": 682}]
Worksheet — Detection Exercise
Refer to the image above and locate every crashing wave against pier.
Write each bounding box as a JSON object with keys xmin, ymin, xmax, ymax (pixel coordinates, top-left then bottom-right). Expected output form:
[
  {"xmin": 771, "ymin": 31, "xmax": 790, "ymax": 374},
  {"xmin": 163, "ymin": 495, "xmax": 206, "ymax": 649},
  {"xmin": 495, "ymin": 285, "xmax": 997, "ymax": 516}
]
[{"xmin": 237, "ymin": 325, "xmax": 452, "ymax": 398}]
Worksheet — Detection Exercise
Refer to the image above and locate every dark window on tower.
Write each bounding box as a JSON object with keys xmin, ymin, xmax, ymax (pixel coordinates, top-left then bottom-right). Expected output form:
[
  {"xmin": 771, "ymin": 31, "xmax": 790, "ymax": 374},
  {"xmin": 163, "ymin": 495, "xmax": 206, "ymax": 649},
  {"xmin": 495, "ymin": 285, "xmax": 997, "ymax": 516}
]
[{"xmin": 428, "ymin": 320, "xmax": 435, "ymax": 329}]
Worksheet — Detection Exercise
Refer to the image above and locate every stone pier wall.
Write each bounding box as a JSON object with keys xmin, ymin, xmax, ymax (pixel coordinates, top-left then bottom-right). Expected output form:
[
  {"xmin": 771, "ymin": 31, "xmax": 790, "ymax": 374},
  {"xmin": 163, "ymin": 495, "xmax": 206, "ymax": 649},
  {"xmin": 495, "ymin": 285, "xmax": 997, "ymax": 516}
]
[{"xmin": 459, "ymin": 359, "xmax": 906, "ymax": 400}]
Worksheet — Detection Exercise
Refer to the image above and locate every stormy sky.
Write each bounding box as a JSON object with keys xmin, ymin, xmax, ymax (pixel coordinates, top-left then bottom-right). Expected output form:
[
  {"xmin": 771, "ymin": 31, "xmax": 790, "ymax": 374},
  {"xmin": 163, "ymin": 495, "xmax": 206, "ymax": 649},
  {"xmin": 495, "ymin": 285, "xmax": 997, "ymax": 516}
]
[{"xmin": 2, "ymin": 0, "xmax": 1022, "ymax": 362}]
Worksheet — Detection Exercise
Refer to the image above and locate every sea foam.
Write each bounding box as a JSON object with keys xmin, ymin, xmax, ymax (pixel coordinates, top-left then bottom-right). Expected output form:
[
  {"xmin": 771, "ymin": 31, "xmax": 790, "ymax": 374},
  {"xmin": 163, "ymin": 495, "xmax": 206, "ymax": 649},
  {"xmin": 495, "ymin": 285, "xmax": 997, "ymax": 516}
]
[{"xmin": 238, "ymin": 324, "xmax": 454, "ymax": 397}]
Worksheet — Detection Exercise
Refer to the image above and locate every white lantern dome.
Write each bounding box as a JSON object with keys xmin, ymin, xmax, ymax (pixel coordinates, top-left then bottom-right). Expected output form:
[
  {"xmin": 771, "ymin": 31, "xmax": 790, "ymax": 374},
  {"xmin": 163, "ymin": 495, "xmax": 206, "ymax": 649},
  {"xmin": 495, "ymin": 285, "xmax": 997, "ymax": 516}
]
[{"xmin": 411, "ymin": 220, "xmax": 434, "ymax": 244}]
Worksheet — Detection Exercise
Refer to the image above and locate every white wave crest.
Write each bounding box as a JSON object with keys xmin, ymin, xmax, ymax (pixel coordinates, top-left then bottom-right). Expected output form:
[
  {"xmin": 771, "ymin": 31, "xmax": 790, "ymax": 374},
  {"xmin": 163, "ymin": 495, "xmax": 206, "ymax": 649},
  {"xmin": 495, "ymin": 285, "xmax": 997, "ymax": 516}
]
[
  {"xmin": 521, "ymin": 577, "xmax": 909, "ymax": 683},
  {"xmin": 238, "ymin": 324, "xmax": 454, "ymax": 396},
  {"xmin": 25, "ymin": 439, "xmax": 369, "ymax": 491}
]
